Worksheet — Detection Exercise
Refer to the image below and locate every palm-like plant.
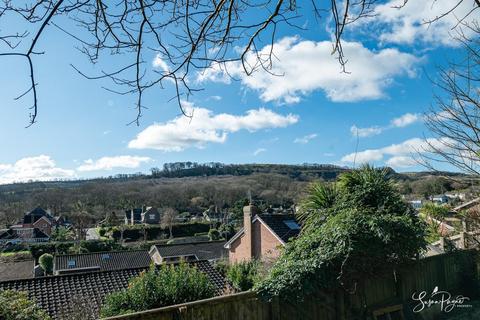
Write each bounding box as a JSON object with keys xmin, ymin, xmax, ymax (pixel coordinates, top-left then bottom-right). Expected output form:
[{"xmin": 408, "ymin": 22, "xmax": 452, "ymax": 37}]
[{"xmin": 297, "ymin": 182, "xmax": 338, "ymax": 228}]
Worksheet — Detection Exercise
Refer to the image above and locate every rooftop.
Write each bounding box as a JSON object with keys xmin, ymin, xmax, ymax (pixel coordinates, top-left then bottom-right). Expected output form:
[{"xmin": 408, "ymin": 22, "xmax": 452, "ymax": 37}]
[
  {"xmin": 54, "ymin": 250, "xmax": 152, "ymax": 274},
  {"xmin": 0, "ymin": 260, "xmax": 229, "ymax": 319},
  {"xmin": 0, "ymin": 260, "xmax": 34, "ymax": 281},
  {"xmin": 152, "ymin": 240, "xmax": 227, "ymax": 261},
  {"xmin": 257, "ymin": 214, "xmax": 301, "ymax": 243}
]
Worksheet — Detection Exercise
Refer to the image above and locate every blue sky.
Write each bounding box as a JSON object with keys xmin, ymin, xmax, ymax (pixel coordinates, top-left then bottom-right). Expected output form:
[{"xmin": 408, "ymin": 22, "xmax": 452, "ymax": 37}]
[{"xmin": 0, "ymin": 0, "xmax": 478, "ymax": 184}]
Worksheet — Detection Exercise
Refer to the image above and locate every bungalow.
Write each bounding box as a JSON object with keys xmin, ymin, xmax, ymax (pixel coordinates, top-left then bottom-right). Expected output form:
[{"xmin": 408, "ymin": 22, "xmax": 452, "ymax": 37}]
[{"xmin": 224, "ymin": 204, "xmax": 301, "ymax": 263}]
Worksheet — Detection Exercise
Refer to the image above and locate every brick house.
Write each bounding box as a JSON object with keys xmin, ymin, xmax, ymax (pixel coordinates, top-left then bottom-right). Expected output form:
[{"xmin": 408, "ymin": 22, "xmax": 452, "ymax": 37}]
[{"xmin": 224, "ymin": 204, "xmax": 301, "ymax": 263}]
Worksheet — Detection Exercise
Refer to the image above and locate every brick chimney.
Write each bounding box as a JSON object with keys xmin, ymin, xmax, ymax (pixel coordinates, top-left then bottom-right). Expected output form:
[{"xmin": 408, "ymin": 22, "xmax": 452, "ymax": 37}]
[{"xmin": 243, "ymin": 204, "xmax": 258, "ymax": 260}]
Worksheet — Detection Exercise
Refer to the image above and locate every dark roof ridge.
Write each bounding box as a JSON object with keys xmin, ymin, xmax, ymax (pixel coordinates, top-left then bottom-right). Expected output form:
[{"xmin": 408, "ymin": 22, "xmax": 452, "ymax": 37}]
[
  {"xmin": 0, "ymin": 259, "xmax": 217, "ymax": 285},
  {"xmin": 0, "ymin": 265, "xmax": 150, "ymax": 285},
  {"xmin": 154, "ymin": 240, "xmax": 226, "ymax": 247},
  {"xmin": 54, "ymin": 249, "xmax": 149, "ymax": 258}
]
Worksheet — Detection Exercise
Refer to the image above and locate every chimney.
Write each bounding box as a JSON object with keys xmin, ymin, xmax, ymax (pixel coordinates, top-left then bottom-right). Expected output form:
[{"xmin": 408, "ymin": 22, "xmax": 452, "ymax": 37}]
[
  {"xmin": 243, "ymin": 204, "xmax": 258, "ymax": 260},
  {"xmin": 130, "ymin": 209, "xmax": 134, "ymax": 225}
]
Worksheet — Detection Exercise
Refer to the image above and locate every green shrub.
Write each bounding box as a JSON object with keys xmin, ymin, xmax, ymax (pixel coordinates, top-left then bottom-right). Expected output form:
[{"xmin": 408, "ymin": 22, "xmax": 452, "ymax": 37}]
[
  {"xmin": 100, "ymin": 263, "xmax": 215, "ymax": 317},
  {"xmin": 227, "ymin": 260, "xmax": 260, "ymax": 291},
  {"xmin": 38, "ymin": 254, "xmax": 53, "ymax": 274},
  {"xmin": 257, "ymin": 166, "xmax": 427, "ymax": 301},
  {"xmin": 208, "ymin": 228, "xmax": 221, "ymax": 241},
  {"xmin": 0, "ymin": 290, "xmax": 50, "ymax": 320}
]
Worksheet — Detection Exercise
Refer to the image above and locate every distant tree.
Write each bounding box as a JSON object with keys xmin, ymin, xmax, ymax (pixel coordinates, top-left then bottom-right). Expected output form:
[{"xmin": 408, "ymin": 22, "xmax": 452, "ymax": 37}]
[
  {"xmin": 51, "ymin": 226, "xmax": 74, "ymax": 242},
  {"xmin": 161, "ymin": 208, "xmax": 178, "ymax": 239},
  {"xmin": 69, "ymin": 201, "xmax": 96, "ymax": 240},
  {"xmin": 419, "ymin": 202, "xmax": 451, "ymax": 242},
  {"xmin": 218, "ymin": 223, "xmax": 236, "ymax": 240},
  {"xmin": 208, "ymin": 228, "xmax": 221, "ymax": 241},
  {"xmin": 0, "ymin": 290, "xmax": 50, "ymax": 320},
  {"xmin": 38, "ymin": 253, "xmax": 53, "ymax": 275},
  {"xmin": 100, "ymin": 264, "xmax": 215, "ymax": 317}
]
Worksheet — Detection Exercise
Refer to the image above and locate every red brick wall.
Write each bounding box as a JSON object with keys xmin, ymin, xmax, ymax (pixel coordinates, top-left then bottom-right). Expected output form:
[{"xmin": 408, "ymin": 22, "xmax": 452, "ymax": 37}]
[{"xmin": 228, "ymin": 220, "xmax": 283, "ymax": 263}]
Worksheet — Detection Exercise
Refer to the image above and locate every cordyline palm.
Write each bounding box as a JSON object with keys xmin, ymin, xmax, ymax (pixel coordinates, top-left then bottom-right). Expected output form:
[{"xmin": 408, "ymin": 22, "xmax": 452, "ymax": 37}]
[
  {"xmin": 297, "ymin": 165, "xmax": 415, "ymax": 229},
  {"xmin": 297, "ymin": 182, "xmax": 338, "ymax": 228}
]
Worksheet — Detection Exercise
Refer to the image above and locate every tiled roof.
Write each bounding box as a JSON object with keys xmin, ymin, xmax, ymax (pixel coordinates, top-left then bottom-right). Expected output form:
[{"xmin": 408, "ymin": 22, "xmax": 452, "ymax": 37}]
[
  {"xmin": 0, "ymin": 260, "xmax": 34, "ymax": 281},
  {"xmin": 153, "ymin": 241, "xmax": 227, "ymax": 261},
  {"xmin": 257, "ymin": 214, "xmax": 301, "ymax": 243},
  {"xmin": 23, "ymin": 207, "xmax": 52, "ymax": 224},
  {"xmin": 0, "ymin": 260, "xmax": 229, "ymax": 319},
  {"xmin": 54, "ymin": 250, "xmax": 152, "ymax": 274},
  {"xmin": 224, "ymin": 213, "xmax": 301, "ymax": 249}
]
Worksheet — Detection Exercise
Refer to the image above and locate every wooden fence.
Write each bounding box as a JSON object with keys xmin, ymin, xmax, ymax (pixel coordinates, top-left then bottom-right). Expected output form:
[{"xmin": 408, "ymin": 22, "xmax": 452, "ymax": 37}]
[{"xmin": 104, "ymin": 250, "xmax": 480, "ymax": 320}]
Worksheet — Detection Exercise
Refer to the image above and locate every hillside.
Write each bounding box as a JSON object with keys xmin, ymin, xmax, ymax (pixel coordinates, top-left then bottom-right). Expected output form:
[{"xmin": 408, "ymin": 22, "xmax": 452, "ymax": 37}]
[{"xmin": 0, "ymin": 163, "xmax": 478, "ymax": 225}]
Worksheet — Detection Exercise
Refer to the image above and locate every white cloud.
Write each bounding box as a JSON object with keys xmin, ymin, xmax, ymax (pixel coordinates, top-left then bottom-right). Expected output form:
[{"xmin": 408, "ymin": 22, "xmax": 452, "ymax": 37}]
[
  {"xmin": 350, "ymin": 112, "xmax": 421, "ymax": 138},
  {"xmin": 294, "ymin": 133, "xmax": 318, "ymax": 144},
  {"xmin": 152, "ymin": 54, "xmax": 170, "ymax": 72},
  {"xmin": 128, "ymin": 102, "xmax": 299, "ymax": 151},
  {"xmin": 0, "ymin": 155, "xmax": 75, "ymax": 185},
  {"xmin": 341, "ymin": 137, "xmax": 455, "ymax": 168},
  {"xmin": 341, "ymin": 149, "xmax": 384, "ymax": 164},
  {"xmin": 368, "ymin": 0, "xmax": 478, "ymax": 46},
  {"xmin": 253, "ymin": 148, "xmax": 267, "ymax": 156},
  {"xmin": 77, "ymin": 156, "xmax": 151, "ymax": 172},
  {"xmin": 390, "ymin": 113, "xmax": 420, "ymax": 128},
  {"xmin": 350, "ymin": 125, "xmax": 383, "ymax": 138},
  {"xmin": 386, "ymin": 156, "xmax": 417, "ymax": 168},
  {"xmin": 198, "ymin": 36, "xmax": 420, "ymax": 104}
]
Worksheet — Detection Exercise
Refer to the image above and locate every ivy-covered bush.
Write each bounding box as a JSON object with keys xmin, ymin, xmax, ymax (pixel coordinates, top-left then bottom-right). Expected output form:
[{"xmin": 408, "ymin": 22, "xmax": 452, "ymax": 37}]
[
  {"xmin": 0, "ymin": 290, "xmax": 50, "ymax": 320},
  {"xmin": 100, "ymin": 263, "xmax": 215, "ymax": 317},
  {"xmin": 227, "ymin": 260, "xmax": 261, "ymax": 291},
  {"xmin": 256, "ymin": 165, "xmax": 427, "ymax": 300}
]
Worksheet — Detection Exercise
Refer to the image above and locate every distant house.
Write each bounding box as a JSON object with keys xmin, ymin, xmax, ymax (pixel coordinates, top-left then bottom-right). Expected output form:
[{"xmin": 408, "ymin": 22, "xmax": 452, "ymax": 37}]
[
  {"xmin": 149, "ymin": 240, "xmax": 227, "ymax": 264},
  {"xmin": 409, "ymin": 200, "xmax": 423, "ymax": 210},
  {"xmin": 19, "ymin": 207, "xmax": 66, "ymax": 237},
  {"xmin": 431, "ymin": 195, "xmax": 449, "ymax": 204},
  {"xmin": 0, "ymin": 227, "xmax": 49, "ymax": 244},
  {"xmin": 53, "ymin": 250, "xmax": 152, "ymax": 275},
  {"xmin": 224, "ymin": 205, "xmax": 301, "ymax": 263},
  {"xmin": 125, "ymin": 206, "xmax": 161, "ymax": 225},
  {"xmin": 142, "ymin": 207, "xmax": 161, "ymax": 224},
  {"xmin": 124, "ymin": 208, "xmax": 143, "ymax": 225}
]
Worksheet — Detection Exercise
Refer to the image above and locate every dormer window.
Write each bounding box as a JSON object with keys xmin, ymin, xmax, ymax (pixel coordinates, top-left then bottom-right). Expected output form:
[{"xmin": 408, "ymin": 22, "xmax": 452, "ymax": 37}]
[{"xmin": 67, "ymin": 260, "xmax": 76, "ymax": 268}]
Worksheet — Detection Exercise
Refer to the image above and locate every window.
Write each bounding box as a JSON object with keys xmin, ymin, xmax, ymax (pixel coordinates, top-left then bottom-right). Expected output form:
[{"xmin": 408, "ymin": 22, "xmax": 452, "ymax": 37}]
[
  {"xmin": 149, "ymin": 214, "xmax": 156, "ymax": 220},
  {"xmin": 283, "ymin": 220, "xmax": 301, "ymax": 230},
  {"xmin": 101, "ymin": 254, "xmax": 111, "ymax": 260},
  {"xmin": 373, "ymin": 305, "xmax": 404, "ymax": 320},
  {"xmin": 67, "ymin": 260, "xmax": 76, "ymax": 268}
]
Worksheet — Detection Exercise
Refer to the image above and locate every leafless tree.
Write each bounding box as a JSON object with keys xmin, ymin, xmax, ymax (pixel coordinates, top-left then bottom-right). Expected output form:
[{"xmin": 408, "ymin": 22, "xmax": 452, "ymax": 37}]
[
  {"xmin": 70, "ymin": 201, "xmax": 95, "ymax": 240},
  {"xmin": 161, "ymin": 207, "xmax": 178, "ymax": 238},
  {"xmin": 423, "ymin": 23, "xmax": 480, "ymax": 175},
  {"xmin": 3, "ymin": 0, "xmax": 463, "ymax": 126}
]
